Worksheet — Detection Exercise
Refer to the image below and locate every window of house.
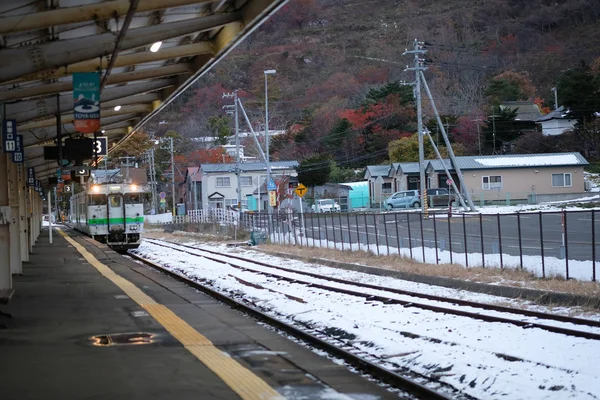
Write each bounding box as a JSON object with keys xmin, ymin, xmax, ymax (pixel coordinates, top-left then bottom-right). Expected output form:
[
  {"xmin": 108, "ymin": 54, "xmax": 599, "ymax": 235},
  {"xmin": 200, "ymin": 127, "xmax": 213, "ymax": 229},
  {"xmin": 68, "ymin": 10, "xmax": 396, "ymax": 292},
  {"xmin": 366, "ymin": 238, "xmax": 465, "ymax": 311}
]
[
  {"xmin": 482, "ymin": 176, "xmax": 502, "ymax": 190},
  {"xmin": 552, "ymin": 173, "xmax": 572, "ymax": 187},
  {"xmin": 240, "ymin": 176, "xmax": 253, "ymax": 186},
  {"xmin": 216, "ymin": 177, "xmax": 230, "ymax": 187},
  {"xmin": 382, "ymin": 182, "xmax": 392, "ymax": 193}
]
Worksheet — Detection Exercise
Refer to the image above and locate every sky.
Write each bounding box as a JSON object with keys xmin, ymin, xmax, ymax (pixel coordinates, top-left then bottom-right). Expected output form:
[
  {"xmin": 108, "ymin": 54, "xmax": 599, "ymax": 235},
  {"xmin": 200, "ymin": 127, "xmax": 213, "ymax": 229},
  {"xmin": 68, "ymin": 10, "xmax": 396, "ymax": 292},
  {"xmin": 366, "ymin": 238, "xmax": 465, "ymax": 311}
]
[{"xmin": 132, "ymin": 239, "xmax": 600, "ymax": 400}]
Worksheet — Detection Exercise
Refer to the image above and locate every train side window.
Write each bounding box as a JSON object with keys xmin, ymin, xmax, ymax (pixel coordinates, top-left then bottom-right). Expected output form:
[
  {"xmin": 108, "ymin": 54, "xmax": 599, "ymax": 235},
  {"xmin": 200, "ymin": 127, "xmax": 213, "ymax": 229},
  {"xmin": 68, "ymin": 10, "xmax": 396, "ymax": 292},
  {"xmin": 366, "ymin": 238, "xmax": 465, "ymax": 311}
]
[
  {"xmin": 109, "ymin": 196, "xmax": 121, "ymax": 208},
  {"xmin": 89, "ymin": 194, "xmax": 107, "ymax": 205},
  {"xmin": 124, "ymin": 193, "xmax": 141, "ymax": 204}
]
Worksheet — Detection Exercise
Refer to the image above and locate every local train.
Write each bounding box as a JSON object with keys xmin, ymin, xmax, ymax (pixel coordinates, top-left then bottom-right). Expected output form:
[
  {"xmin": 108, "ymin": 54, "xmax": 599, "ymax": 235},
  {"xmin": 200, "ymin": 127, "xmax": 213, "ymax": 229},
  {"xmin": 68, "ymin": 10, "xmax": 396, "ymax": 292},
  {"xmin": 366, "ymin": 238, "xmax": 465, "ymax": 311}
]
[{"xmin": 70, "ymin": 182, "xmax": 145, "ymax": 251}]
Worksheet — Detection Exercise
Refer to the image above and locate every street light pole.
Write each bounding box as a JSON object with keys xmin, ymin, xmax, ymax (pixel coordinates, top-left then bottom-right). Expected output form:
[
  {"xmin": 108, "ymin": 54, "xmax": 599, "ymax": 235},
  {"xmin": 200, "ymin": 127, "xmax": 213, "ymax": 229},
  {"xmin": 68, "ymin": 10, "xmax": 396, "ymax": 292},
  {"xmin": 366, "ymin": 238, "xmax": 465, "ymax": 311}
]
[{"xmin": 264, "ymin": 69, "xmax": 276, "ymax": 217}]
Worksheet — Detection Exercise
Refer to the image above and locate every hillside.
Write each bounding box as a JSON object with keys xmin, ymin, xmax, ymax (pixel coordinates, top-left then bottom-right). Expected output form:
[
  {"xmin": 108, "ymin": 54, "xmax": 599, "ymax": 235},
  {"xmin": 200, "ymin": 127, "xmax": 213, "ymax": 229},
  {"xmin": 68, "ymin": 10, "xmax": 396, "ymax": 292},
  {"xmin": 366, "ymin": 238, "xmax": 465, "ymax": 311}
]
[{"xmin": 142, "ymin": 0, "xmax": 600, "ymax": 176}]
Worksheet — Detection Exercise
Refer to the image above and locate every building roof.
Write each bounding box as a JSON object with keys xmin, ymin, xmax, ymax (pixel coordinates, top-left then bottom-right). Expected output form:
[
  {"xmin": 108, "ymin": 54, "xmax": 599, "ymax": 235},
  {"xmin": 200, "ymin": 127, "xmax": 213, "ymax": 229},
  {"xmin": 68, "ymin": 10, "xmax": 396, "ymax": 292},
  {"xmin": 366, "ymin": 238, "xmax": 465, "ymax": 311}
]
[
  {"xmin": 200, "ymin": 161, "xmax": 299, "ymax": 173},
  {"xmin": 500, "ymin": 101, "xmax": 543, "ymax": 121},
  {"xmin": 535, "ymin": 106, "xmax": 576, "ymax": 122},
  {"xmin": 426, "ymin": 152, "xmax": 588, "ymax": 171},
  {"xmin": 365, "ymin": 165, "xmax": 391, "ymax": 177},
  {"xmin": 392, "ymin": 162, "xmax": 421, "ymax": 174}
]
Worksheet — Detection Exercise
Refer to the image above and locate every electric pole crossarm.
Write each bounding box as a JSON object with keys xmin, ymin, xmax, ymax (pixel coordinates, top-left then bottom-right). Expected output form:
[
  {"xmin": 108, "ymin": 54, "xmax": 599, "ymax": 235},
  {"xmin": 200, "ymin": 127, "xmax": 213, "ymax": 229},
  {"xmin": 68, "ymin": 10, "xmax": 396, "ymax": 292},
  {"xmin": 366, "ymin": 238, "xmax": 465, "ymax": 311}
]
[{"xmin": 419, "ymin": 70, "xmax": 477, "ymax": 211}]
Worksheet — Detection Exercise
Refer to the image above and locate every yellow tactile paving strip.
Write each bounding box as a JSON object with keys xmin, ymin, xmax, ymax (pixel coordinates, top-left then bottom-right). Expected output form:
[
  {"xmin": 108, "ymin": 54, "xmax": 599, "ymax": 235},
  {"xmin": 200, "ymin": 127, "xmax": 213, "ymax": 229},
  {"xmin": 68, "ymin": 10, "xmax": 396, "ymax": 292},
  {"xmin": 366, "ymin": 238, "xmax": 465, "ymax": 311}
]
[{"xmin": 57, "ymin": 229, "xmax": 282, "ymax": 400}]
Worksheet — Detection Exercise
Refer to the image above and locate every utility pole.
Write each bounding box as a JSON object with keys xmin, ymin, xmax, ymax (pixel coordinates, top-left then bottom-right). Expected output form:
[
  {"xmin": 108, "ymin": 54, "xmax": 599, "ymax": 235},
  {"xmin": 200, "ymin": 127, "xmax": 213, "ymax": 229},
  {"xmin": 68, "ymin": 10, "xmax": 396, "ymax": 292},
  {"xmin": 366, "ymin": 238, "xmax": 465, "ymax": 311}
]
[
  {"xmin": 471, "ymin": 115, "xmax": 483, "ymax": 156},
  {"xmin": 169, "ymin": 136, "xmax": 175, "ymax": 216},
  {"xmin": 404, "ymin": 39, "xmax": 428, "ymax": 215},
  {"xmin": 264, "ymin": 69, "xmax": 276, "ymax": 219},
  {"xmin": 223, "ymin": 90, "xmax": 242, "ymax": 210},
  {"xmin": 551, "ymin": 87, "xmax": 558, "ymax": 110}
]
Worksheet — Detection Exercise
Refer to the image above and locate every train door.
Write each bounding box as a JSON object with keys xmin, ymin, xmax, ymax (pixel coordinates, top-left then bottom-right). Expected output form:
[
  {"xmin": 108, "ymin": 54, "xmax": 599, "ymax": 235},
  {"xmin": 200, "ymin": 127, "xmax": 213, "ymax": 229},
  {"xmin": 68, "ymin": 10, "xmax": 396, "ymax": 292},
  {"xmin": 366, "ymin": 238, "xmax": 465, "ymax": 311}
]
[{"xmin": 107, "ymin": 194, "xmax": 125, "ymax": 233}]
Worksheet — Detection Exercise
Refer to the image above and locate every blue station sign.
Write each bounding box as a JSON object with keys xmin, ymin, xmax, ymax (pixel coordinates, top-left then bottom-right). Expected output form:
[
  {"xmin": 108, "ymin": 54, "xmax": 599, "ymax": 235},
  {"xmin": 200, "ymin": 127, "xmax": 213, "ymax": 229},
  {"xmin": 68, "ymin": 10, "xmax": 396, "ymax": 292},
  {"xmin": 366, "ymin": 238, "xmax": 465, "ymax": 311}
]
[{"xmin": 2, "ymin": 119, "xmax": 16, "ymax": 153}]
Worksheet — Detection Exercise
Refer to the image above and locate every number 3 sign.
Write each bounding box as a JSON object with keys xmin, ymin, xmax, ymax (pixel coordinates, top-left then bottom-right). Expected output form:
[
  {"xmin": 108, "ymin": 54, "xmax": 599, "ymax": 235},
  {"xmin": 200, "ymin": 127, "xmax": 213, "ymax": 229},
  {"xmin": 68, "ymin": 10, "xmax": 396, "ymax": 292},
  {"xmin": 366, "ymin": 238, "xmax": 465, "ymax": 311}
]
[{"xmin": 94, "ymin": 136, "xmax": 108, "ymax": 156}]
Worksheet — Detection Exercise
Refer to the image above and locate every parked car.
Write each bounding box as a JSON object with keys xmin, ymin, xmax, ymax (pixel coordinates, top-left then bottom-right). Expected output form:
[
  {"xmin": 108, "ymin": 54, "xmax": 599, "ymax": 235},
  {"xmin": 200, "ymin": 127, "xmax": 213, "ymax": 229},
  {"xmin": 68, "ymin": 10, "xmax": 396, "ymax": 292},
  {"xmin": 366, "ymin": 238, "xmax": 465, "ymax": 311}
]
[
  {"xmin": 385, "ymin": 188, "xmax": 456, "ymax": 210},
  {"xmin": 312, "ymin": 199, "xmax": 341, "ymax": 213}
]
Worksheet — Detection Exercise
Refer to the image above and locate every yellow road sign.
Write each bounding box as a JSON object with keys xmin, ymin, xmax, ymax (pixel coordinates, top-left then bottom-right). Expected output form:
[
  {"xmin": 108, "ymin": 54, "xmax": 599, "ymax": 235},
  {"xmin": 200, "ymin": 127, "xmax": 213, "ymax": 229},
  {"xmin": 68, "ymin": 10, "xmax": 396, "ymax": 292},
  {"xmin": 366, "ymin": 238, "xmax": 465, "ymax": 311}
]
[{"xmin": 295, "ymin": 183, "xmax": 307, "ymax": 197}]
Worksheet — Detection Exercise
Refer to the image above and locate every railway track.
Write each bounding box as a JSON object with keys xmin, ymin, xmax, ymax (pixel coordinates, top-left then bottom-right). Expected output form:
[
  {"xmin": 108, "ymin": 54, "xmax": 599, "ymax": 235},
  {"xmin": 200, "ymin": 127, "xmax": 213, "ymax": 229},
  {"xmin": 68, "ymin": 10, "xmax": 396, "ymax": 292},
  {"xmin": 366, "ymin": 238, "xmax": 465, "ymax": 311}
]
[
  {"xmin": 131, "ymin": 238, "xmax": 600, "ymax": 399},
  {"xmin": 141, "ymin": 238, "xmax": 600, "ymax": 341},
  {"xmin": 129, "ymin": 240, "xmax": 468, "ymax": 400}
]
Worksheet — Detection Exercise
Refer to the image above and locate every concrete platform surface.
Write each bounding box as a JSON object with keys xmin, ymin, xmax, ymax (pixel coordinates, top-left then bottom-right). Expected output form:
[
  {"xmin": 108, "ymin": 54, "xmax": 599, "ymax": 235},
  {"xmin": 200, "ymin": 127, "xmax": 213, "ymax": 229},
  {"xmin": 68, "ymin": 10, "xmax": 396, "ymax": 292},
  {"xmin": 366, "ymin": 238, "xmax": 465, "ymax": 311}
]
[{"xmin": 0, "ymin": 227, "xmax": 399, "ymax": 400}]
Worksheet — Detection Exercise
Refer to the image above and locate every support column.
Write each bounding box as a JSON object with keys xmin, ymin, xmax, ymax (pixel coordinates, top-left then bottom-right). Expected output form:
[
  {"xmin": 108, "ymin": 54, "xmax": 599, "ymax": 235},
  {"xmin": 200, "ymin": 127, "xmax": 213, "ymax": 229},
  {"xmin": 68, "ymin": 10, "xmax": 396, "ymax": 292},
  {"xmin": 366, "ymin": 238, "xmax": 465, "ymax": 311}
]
[
  {"xmin": 28, "ymin": 187, "xmax": 34, "ymax": 251},
  {"xmin": 0, "ymin": 152, "xmax": 12, "ymax": 291},
  {"xmin": 19, "ymin": 164, "xmax": 28, "ymax": 262},
  {"xmin": 7, "ymin": 157, "xmax": 22, "ymax": 275}
]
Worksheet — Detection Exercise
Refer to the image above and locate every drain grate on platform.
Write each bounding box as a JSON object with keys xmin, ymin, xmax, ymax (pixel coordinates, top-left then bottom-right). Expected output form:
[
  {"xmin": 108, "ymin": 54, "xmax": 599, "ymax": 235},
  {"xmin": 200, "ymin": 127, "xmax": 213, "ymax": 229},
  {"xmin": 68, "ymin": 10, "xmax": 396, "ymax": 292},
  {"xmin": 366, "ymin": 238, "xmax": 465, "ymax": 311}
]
[{"xmin": 91, "ymin": 332, "xmax": 155, "ymax": 346}]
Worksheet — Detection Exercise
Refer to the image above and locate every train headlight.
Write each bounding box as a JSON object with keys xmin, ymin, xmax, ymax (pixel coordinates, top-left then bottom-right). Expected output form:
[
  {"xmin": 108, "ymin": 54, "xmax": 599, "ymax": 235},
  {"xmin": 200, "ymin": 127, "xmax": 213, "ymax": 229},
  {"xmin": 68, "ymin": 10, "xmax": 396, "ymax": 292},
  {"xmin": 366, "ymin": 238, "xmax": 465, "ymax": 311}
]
[
  {"xmin": 92, "ymin": 185, "xmax": 99, "ymax": 193},
  {"xmin": 130, "ymin": 184, "xmax": 137, "ymax": 191},
  {"xmin": 130, "ymin": 225, "xmax": 138, "ymax": 231}
]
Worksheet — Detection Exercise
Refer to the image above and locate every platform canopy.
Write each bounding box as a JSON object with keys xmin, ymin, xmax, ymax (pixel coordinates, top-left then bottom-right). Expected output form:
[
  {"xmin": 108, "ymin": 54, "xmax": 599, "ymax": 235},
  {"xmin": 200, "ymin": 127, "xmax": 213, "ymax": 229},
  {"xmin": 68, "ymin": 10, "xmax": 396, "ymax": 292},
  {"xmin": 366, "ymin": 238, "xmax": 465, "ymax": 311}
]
[{"xmin": 0, "ymin": 0, "xmax": 287, "ymax": 183}]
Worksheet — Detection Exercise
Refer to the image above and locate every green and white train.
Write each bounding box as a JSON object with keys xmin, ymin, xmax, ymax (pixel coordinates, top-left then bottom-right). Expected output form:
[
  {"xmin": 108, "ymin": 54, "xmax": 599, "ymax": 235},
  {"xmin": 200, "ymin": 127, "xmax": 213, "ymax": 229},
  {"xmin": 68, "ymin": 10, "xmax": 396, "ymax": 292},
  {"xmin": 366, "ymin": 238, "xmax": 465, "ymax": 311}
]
[{"xmin": 70, "ymin": 182, "xmax": 145, "ymax": 251}]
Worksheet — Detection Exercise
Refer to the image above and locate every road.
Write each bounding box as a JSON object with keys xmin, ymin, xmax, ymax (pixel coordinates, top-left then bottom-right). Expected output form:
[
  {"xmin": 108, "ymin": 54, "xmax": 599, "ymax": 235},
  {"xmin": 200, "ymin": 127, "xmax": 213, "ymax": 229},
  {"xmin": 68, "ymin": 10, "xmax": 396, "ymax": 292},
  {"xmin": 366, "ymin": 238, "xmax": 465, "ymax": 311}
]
[{"xmin": 292, "ymin": 210, "xmax": 600, "ymax": 266}]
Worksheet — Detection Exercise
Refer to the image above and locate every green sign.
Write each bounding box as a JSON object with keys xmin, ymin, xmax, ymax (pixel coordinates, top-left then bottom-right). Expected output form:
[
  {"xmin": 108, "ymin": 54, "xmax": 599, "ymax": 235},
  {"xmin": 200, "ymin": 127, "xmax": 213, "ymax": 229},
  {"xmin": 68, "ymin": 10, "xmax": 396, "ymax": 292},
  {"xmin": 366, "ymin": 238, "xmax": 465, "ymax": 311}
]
[{"xmin": 73, "ymin": 72, "xmax": 100, "ymax": 133}]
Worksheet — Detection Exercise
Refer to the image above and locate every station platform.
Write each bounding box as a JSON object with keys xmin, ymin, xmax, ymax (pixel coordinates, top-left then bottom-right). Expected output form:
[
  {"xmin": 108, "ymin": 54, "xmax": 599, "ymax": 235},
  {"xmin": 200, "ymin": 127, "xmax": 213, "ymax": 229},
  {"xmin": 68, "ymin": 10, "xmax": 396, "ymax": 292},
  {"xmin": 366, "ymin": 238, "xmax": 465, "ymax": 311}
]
[{"xmin": 0, "ymin": 226, "xmax": 396, "ymax": 400}]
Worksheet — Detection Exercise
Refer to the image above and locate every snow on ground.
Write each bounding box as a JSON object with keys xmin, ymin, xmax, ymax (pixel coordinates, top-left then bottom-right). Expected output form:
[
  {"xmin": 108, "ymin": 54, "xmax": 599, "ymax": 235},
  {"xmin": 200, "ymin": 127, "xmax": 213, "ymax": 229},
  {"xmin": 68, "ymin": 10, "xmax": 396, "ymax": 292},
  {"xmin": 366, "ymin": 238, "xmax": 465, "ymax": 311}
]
[{"xmin": 133, "ymin": 240, "xmax": 600, "ymax": 400}]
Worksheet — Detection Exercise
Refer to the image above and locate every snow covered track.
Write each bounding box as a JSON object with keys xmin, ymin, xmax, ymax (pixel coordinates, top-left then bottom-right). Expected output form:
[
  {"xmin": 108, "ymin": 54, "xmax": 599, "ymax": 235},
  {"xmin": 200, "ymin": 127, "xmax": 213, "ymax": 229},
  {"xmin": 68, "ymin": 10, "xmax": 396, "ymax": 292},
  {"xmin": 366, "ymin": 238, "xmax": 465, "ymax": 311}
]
[
  {"xmin": 131, "ymin": 239, "xmax": 600, "ymax": 399},
  {"xmin": 128, "ymin": 247, "xmax": 457, "ymax": 400},
  {"xmin": 142, "ymin": 238, "xmax": 600, "ymax": 341}
]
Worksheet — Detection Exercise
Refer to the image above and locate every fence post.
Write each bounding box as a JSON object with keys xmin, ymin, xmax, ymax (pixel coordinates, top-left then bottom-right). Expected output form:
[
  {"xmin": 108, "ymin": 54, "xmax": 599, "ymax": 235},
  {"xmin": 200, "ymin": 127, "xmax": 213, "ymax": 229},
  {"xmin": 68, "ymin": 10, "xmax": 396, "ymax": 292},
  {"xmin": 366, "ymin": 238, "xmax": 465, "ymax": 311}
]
[
  {"xmin": 395, "ymin": 213, "xmax": 401, "ymax": 256},
  {"xmin": 479, "ymin": 213, "xmax": 485, "ymax": 268},
  {"xmin": 355, "ymin": 213, "xmax": 360, "ymax": 251},
  {"xmin": 339, "ymin": 213, "xmax": 344, "ymax": 252},
  {"xmin": 364, "ymin": 213, "xmax": 370, "ymax": 252},
  {"xmin": 406, "ymin": 212, "xmax": 413, "ymax": 260},
  {"xmin": 564, "ymin": 210, "xmax": 569, "ymax": 279},
  {"xmin": 539, "ymin": 211, "xmax": 545, "ymax": 278},
  {"xmin": 447, "ymin": 212, "xmax": 453, "ymax": 264},
  {"xmin": 497, "ymin": 213, "xmax": 503, "ymax": 269},
  {"xmin": 383, "ymin": 213, "xmax": 390, "ymax": 256},
  {"xmin": 517, "ymin": 212, "xmax": 523, "ymax": 269},
  {"xmin": 419, "ymin": 212, "xmax": 425, "ymax": 262},
  {"xmin": 463, "ymin": 213, "xmax": 468, "ymax": 267},
  {"xmin": 346, "ymin": 213, "xmax": 352, "ymax": 251},
  {"xmin": 324, "ymin": 213, "xmax": 329, "ymax": 249},
  {"xmin": 374, "ymin": 213, "xmax": 380, "ymax": 256},
  {"xmin": 593, "ymin": 210, "xmax": 596, "ymax": 282},
  {"xmin": 317, "ymin": 213, "xmax": 322, "ymax": 248},
  {"xmin": 432, "ymin": 213, "xmax": 439, "ymax": 264}
]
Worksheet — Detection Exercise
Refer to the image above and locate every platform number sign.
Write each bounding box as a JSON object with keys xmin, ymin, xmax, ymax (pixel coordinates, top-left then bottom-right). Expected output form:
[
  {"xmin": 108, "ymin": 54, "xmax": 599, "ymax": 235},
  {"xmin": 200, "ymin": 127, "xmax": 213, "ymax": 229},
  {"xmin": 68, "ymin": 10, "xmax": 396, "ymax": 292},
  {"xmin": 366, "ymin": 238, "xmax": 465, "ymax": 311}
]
[
  {"xmin": 2, "ymin": 119, "xmax": 16, "ymax": 153},
  {"xmin": 27, "ymin": 167, "xmax": 36, "ymax": 187},
  {"xmin": 12, "ymin": 134, "xmax": 23, "ymax": 163},
  {"xmin": 94, "ymin": 136, "xmax": 108, "ymax": 156}
]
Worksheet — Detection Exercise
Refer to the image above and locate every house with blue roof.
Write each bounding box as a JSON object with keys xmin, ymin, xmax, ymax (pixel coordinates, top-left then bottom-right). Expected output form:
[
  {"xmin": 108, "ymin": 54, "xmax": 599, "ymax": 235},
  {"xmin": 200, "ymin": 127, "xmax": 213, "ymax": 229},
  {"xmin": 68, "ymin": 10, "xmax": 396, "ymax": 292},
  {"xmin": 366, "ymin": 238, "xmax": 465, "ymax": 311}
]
[{"xmin": 367, "ymin": 152, "xmax": 589, "ymax": 205}]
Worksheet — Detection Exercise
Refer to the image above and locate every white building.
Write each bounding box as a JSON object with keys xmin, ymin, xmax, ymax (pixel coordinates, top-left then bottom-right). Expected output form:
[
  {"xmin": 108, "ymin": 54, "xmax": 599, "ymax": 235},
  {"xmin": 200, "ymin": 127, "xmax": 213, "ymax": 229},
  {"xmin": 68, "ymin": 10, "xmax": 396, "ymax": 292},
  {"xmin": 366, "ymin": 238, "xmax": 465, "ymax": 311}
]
[
  {"xmin": 185, "ymin": 161, "xmax": 299, "ymax": 211},
  {"xmin": 535, "ymin": 106, "xmax": 577, "ymax": 136}
]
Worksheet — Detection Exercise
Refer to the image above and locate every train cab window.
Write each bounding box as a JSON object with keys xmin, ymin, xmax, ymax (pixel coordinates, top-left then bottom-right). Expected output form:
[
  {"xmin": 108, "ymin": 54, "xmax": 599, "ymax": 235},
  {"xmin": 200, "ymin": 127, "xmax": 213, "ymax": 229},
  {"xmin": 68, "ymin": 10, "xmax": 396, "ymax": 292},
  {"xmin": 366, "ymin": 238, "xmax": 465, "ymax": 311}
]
[
  {"xmin": 89, "ymin": 194, "xmax": 107, "ymax": 205},
  {"xmin": 125, "ymin": 193, "xmax": 141, "ymax": 204},
  {"xmin": 109, "ymin": 196, "xmax": 121, "ymax": 208}
]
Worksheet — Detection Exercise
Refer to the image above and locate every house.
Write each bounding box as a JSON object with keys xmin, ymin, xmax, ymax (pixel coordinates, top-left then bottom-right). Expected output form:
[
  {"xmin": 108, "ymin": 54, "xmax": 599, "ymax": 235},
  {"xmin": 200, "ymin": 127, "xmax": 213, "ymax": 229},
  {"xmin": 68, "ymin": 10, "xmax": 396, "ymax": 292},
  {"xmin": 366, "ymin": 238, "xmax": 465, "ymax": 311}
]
[
  {"xmin": 500, "ymin": 101, "xmax": 543, "ymax": 122},
  {"xmin": 185, "ymin": 161, "xmax": 299, "ymax": 211},
  {"xmin": 363, "ymin": 165, "xmax": 393, "ymax": 204},
  {"xmin": 368, "ymin": 152, "xmax": 589, "ymax": 205},
  {"xmin": 535, "ymin": 106, "xmax": 577, "ymax": 136}
]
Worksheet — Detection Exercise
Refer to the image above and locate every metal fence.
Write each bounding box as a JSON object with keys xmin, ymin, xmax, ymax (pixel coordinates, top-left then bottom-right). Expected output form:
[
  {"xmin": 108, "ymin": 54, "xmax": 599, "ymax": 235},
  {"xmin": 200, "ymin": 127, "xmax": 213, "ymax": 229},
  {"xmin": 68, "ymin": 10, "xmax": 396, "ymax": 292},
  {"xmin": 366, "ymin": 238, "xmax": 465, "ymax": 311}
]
[
  {"xmin": 149, "ymin": 209, "xmax": 600, "ymax": 282},
  {"xmin": 236, "ymin": 209, "xmax": 599, "ymax": 282}
]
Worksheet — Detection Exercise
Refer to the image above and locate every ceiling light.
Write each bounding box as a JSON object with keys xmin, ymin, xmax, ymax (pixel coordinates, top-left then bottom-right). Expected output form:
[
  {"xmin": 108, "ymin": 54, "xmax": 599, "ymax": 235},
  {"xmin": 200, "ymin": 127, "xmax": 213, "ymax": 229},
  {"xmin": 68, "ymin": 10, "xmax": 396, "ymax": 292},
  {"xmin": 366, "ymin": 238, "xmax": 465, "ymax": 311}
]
[
  {"xmin": 150, "ymin": 41, "xmax": 162, "ymax": 53},
  {"xmin": 101, "ymin": 130, "xmax": 106, "ymax": 133},
  {"xmin": 113, "ymin": 105, "xmax": 121, "ymax": 111}
]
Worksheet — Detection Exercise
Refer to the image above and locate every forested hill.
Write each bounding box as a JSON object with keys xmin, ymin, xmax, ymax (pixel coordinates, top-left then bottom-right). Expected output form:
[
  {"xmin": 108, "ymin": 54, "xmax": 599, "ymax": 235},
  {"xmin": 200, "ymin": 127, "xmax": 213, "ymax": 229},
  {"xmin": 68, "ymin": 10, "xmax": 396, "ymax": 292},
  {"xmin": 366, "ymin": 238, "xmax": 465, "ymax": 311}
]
[{"xmin": 138, "ymin": 0, "xmax": 600, "ymax": 179}]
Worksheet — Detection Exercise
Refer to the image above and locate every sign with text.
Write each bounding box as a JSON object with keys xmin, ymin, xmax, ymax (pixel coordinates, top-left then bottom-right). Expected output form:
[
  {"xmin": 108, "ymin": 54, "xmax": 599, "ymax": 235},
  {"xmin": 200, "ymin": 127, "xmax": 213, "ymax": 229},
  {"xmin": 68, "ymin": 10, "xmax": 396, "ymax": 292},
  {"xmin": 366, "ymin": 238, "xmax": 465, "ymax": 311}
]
[
  {"xmin": 94, "ymin": 136, "xmax": 108, "ymax": 156},
  {"xmin": 2, "ymin": 119, "xmax": 16, "ymax": 153},
  {"xmin": 34, "ymin": 179, "xmax": 41, "ymax": 193},
  {"xmin": 27, "ymin": 168, "xmax": 35, "ymax": 187},
  {"xmin": 269, "ymin": 190, "xmax": 277, "ymax": 207},
  {"xmin": 73, "ymin": 72, "xmax": 100, "ymax": 134},
  {"xmin": 12, "ymin": 134, "xmax": 23, "ymax": 163}
]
